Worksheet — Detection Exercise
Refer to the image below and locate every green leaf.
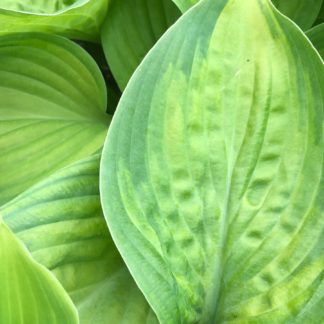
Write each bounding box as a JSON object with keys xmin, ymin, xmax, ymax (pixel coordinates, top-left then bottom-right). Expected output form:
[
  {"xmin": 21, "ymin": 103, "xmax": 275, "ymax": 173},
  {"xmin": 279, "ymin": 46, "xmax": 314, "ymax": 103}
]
[
  {"xmin": 101, "ymin": 0, "xmax": 181, "ymax": 90},
  {"xmin": 100, "ymin": 0, "xmax": 324, "ymax": 323},
  {"xmin": 271, "ymin": 0, "xmax": 323, "ymax": 30},
  {"xmin": 0, "ymin": 33, "xmax": 110, "ymax": 206},
  {"xmin": 1, "ymin": 155, "xmax": 157, "ymax": 324},
  {"xmin": 0, "ymin": 220, "xmax": 78, "ymax": 323},
  {"xmin": 307, "ymin": 23, "xmax": 324, "ymax": 58},
  {"xmin": 0, "ymin": 0, "xmax": 109, "ymax": 42}
]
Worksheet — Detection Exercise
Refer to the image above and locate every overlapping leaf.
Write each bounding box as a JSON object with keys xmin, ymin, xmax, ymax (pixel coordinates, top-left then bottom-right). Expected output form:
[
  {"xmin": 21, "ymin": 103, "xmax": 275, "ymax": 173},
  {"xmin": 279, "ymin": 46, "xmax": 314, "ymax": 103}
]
[
  {"xmin": 100, "ymin": 0, "xmax": 324, "ymax": 322},
  {"xmin": 1, "ymin": 155, "xmax": 157, "ymax": 324},
  {"xmin": 0, "ymin": 0, "xmax": 109, "ymax": 42},
  {"xmin": 0, "ymin": 220, "xmax": 78, "ymax": 324},
  {"xmin": 0, "ymin": 33, "xmax": 110, "ymax": 206},
  {"xmin": 307, "ymin": 23, "xmax": 324, "ymax": 58},
  {"xmin": 101, "ymin": 0, "xmax": 180, "ymax": 90},
  {"xmin": 272, "ymin": 0, "xmax": 323, "ymax": 30}
]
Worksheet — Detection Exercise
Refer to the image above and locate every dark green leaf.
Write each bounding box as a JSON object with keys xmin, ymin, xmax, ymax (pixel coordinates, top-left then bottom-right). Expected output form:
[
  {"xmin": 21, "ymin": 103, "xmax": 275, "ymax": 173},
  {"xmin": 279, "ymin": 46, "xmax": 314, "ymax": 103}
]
[
  {"xmin": 307, "ymin": 23, "xmax": 324, "ymax": 58},
  {"xmin": 101, "ymin": 0, "xmax": 181, "ymax": 90}
]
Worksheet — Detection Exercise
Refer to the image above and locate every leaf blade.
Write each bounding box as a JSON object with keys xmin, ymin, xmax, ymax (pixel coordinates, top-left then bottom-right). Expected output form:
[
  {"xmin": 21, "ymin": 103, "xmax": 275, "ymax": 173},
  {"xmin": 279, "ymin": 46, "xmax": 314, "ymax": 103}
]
[
  {"xmin": 101, "ymin": 0, "xmax": 180, "ymax": 90},
  {"xmin": 1, "ymin": 155, "xmax": 157, "ymax": 324},
  {"xmin": 0, "ymin": 33, "xmax": 110, "ymax": 205},
  {"xmin": 100, "ymin": 0, "xmax": 324, "ymax": 322}
]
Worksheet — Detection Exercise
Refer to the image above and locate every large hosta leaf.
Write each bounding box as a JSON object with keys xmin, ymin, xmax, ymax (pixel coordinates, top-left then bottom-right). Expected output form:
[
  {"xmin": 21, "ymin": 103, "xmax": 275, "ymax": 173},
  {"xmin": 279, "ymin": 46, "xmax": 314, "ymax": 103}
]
[
  {"xmin": 0, "ymin": 220, "xmax": 78, "ymax": 323},
  {"xmin": 0, "ymin": 33, "xmax": 110, "ymax": 206},
  {"xmin": 1, "ymin": 155, "xmax": 157, "ymax": 324},
  {"xmin": 0, "ymin": 0, "xmax": 109, "ymax": 42},
  {"xmin": 271, "ymin": 0, "xmax": 323, "ymax": 30},
  {"xmin": 101, "ymin": 0, "xmax": 180, "ymax": 90},
  {"xmin": 307, "ymin": 23, "xmax": 324, "ymax": 58},
  {"xmin": 100, "ymin": 0, "xmax": 324, "ymax": 323}
]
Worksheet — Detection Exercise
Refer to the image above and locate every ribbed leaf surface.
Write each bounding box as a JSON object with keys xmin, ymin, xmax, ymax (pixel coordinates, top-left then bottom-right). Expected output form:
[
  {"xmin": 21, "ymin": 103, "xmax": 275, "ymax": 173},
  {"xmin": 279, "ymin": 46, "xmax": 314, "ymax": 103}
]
[
  {"xmin": 100, "ymin": 0, "xmax": 324, "ymax": 323},
  {"xmin": 1, "ymin": 155, "xmax": 157, "ymax": 324},
  {"xmin": 0, "ymin": 33, "xmax": 110, "ymax": 205}
]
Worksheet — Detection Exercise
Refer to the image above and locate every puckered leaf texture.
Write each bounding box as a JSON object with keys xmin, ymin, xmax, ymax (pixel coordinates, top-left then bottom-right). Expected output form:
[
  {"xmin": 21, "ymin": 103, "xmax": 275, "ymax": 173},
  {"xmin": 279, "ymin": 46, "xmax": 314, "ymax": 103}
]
[{"xmin": 100, "ymin": 0, "xmax": 324, "ymax": 323}]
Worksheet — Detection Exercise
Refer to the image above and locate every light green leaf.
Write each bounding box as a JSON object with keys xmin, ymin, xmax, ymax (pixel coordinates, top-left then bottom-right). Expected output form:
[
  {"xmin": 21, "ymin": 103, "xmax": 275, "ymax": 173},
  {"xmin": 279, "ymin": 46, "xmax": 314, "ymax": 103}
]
[
  {"xmin": 0, "ymin": 220, "xmax": 78, "ymax": 323},
  {"xmin": 101, "ymin": 0, "xmax": 180, "ymax": 90},
  {"xmin": 100, "ymin": 0, "xmax": 324, "ymax": 323},
  {"xmin": 0, "ymin": 33, "xmax": 110, "ymax": 206},
  {"xmin": 0, "ymin": 0, "xmax": 109, "ymax": 42},
  {"xmin": 1, "ymin": 155, "xmax": 157, "ymax": 324},
  {"xmin": 271, "ymin": 0, "xmax": 323, "ymax": 30},
  {"xmin": 307, "ymin": 23, "xmax": 324, "ymax": 58}
]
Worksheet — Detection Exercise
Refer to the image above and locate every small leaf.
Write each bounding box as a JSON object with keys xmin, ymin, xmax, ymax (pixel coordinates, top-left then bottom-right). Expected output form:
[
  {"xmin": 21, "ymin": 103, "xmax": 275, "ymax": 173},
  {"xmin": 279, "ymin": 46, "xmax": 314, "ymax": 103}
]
[
  {"xmin": 172, "ymin": 0, "xmax": 199, "ymax": 12},
  {"xmin": 0, "ymin": 220, "xmax": 78, "ymax": 323},
  {"xmin": 101, "ymin": 0, "xmax": 181, "ymax": 90},
  {"xmin": 100, "ymin": 0, "xmax": 324, "ymax": 323},
  {"xmin": 0, "ymin": 33, "xmax": 110, "ymax": 205},
  {"xmin": 307, "ymin": 23, "xmax": 324, "ymax": 58},
  {"xmin": 0, "ymin": 0, "xmax": 109, "ymax": 42},
  {"xmin": 1, "ymin": 155, "xmax": 157, "ymax": 324},
  {"xmin": 272, "ymin": 0, "xmax": 323, "ymax": 30}
]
